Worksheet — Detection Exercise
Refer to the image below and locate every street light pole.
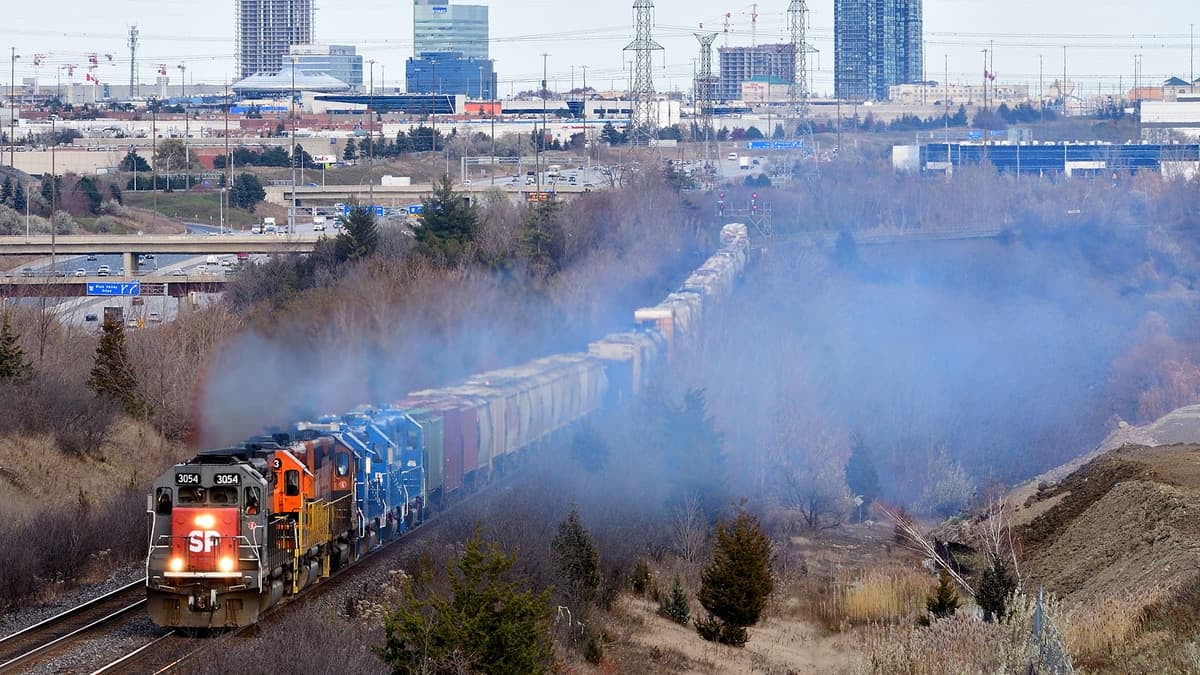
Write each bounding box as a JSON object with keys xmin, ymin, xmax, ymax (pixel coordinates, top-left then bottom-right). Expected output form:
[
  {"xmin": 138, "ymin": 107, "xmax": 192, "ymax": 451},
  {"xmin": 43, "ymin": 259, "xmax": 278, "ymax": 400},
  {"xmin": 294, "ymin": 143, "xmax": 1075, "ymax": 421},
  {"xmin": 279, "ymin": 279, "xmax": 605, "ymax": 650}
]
[
  {"xmin": 9, "ymin": 48, "xmax": 18, "ymax": 168},
  {"xmin": 290, "ymin": 55, "xmax": 297, "ymax": 233},
  {"xmin": 368, "ymin": 59, "xmax": 374, "ymax": 207}
]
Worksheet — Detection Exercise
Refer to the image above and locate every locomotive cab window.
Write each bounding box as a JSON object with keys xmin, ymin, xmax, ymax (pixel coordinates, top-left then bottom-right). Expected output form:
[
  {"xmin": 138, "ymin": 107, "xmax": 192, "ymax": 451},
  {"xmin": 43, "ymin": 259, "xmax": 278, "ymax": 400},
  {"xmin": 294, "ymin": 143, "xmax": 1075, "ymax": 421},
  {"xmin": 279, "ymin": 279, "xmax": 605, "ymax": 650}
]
[
  {"xmin": 244, "ymin": 487, "xmax": 261, "ymax": 514},
  {"xmin": 285, "ymin": 470, "xmax": 300, "ymax": 497},
  {"xmin": 155, "ymin": 488, "xmax": 173, "ymax": 514},
  {"xmin": 179, "ymin": 486, "xmax": 206, "ymax": 504},
  {"xmin": 210, "ymin": 486, "xmax": 238, "ymax": 505},
  {"xmin": 335, "ymin": 452, "xmax": 350, "ymax": 477}
]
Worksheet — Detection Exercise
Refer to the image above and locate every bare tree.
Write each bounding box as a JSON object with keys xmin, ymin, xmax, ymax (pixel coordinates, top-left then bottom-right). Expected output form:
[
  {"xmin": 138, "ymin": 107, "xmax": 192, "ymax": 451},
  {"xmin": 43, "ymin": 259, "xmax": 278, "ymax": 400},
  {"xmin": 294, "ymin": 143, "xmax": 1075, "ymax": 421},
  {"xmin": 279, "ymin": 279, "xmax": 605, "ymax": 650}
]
[{"xmin": 672, "ymin": 495, "xmax": 707, "ymax": 566}]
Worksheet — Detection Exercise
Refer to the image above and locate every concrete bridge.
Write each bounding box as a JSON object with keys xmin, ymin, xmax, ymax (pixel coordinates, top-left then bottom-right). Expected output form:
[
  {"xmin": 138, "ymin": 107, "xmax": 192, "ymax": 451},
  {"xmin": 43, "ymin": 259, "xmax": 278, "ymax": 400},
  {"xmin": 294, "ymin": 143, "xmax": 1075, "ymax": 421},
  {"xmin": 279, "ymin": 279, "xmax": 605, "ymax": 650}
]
[{"xmin": 0, "ymin": 234, "xmax": 321, "ymax": 275}]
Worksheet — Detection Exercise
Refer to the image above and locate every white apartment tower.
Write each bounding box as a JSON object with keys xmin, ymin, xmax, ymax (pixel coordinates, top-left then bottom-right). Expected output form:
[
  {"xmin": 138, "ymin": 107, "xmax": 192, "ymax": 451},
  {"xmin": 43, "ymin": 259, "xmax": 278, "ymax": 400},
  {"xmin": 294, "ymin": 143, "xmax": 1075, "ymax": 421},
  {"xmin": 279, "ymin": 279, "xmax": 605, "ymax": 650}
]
[{"xmin": 237, "ymin": 0, "xmax": 314, "ymax": 79}]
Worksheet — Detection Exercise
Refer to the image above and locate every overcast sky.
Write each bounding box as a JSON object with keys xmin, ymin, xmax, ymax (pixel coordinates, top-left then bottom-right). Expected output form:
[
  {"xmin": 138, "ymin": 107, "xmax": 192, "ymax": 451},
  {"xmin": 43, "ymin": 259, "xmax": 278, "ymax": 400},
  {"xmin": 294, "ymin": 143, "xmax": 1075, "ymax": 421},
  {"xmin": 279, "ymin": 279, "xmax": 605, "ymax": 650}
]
[{"xmin": 1, "ymin": 1, "xmax": 1197, "ymax": 96}]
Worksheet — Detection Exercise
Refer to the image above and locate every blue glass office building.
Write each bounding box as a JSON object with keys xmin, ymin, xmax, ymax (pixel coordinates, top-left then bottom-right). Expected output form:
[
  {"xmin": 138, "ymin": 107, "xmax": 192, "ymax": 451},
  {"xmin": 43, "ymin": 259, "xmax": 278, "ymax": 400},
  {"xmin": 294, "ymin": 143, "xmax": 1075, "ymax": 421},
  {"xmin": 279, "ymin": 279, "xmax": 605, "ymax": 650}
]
[
  {"xmin": 413, "ymin": 0, "xmax": 489, "ymax": 60},
  {"xmin": 406, "ymin": 51, "xmax": 496, "ymax": 100}
]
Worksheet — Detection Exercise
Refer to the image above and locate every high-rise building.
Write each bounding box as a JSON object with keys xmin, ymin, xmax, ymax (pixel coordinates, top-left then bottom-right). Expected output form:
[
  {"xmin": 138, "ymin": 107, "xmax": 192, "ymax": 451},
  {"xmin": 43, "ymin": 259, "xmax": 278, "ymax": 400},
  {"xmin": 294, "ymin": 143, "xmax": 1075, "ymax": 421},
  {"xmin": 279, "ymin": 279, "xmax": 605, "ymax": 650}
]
[
  {"xmin": 834, "ymin": 0, "xmax": 922, "ymax": 101},
  {"xmin": 406, "ymin": 51, "xmax": 496, "ymax": 100},
  {"xmin": 717, "ymin": 44, "xmax": 796, "ymax": 102},
  {"xmin": 237, "ymin": 0, "xmax": 313, "ymax": 80},
  {"xmin": 289, "ymin": 45, "xmax": 364, "ymax": 90},
  {"xmin": 413, "ymin": 0, "xmax": 489, "ymax": 60}
]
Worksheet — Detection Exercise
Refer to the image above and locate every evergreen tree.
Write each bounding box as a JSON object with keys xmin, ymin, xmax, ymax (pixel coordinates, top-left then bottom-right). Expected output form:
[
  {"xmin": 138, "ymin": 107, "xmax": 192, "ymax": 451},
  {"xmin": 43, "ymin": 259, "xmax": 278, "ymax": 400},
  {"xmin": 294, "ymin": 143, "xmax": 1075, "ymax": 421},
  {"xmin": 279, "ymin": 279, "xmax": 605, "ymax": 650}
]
[
  {"xmin": 334, "ymin": 204, "xmax": 379, "ymax": 263},
  {"xmin": 844, "ymin": 435, "xmax": 881, "ymax": 520},
  {"xmin": 376, "ymin": 525, "xmax": 554, "ymax": 674},
  {"xmin": 416, "ymin": 174, "xmax": 480, "ymax": 265},
  {"xmin": 119, "ymin": 151, "xmax": 150, "ymax": 172},
  {"xmin": 649, "ymin": 388, "xmax": 726, "ymax": 518},
  {"xmin": 552, "ymin": 505, "xmax": 601, "ymax": 606},
  {"xmin": 0, "ymin": 314, "xmax": 32, "ymax": 383},
  {"xmin": 977, "ymin": 556, "xmax": 1017, "ymax": 623},
  {"xmin": 75, "ymin": 176, "xmax": 103, "ymax": 214},
  {"xmin": 696, "ymin": 511, "xmax": 774, "ymax": 647},
  {"xmin": 518, "ymin": 200, "xmax": 565, "ymax": 279},
  {"xmin": 12, "ymin": 181, "xmax": 25, "ymax": 212},
  {"xmin": 229, "ymin": 172, "xmax": 265, "ymax": 211},
  {"xmin": 659, "ymin": 574, "xmax": 691, "ymax": 625},
  {"xmin": 86, "ymin": 318, "xmax": 145, "ymax": 418},
  {"xmin": 924, "ymin": 568, "xmax": 960, "ymax": 623},
  {"xmin": 772, "ymin": 123, "xmax": 786, "ymax": 139},
  {"xmin": 1, "ymin": 177, "xmax": 12, "ymax": 206},
  {"xmin": 342, "ymin": 137, "xmax": 358, "ymax": 161}
]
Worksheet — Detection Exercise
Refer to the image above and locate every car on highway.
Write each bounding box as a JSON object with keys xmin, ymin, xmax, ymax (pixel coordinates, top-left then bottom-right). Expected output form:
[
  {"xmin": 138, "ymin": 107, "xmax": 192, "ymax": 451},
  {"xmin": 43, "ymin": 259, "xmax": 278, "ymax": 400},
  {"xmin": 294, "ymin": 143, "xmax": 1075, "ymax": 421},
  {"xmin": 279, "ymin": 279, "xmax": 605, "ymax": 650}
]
[
  {"xmin": 74, "ymin": 268, "xmax": 86, "ymax": 277},
  {"xmin": 86, "ymin": 254, "xmax": 97, "ymax": 261},
  {"xmin": 148, "ymin": 312, "xmax": 162, "ymax": 323},
  {"xmin": 171, "ymin": 269, "xmax": 187, "ymax": 276},
  {"xmin": 20, "ymin": 268, "xmax": 32, "ymax": 277},
  {"xmin": 96, "ymin": 265, "xmax": 110, "ymax": 277},
  {"xmin": 126, "ymin": 319, "xmax": 138, "ymax": 329},
  {"xmin": 84, "ymin": 313, "xmax": 98, "ymax": 322}
]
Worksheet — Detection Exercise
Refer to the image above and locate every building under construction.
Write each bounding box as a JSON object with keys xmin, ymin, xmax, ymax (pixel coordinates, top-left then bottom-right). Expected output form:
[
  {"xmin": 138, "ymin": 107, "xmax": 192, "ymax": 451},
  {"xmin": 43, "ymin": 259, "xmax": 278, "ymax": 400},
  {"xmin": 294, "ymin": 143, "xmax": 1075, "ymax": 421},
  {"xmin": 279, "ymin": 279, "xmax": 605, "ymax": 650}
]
[
  {"xmin": 834, "ymin": 0, "xmax": 922, "ymax": 101},
  {"xmin": 237, "ymin": 0, "xmax": 314, "ymax": 80},
  {"xmin": 717, "ymin": 44, "xmax": 795, "ymax": 102}
]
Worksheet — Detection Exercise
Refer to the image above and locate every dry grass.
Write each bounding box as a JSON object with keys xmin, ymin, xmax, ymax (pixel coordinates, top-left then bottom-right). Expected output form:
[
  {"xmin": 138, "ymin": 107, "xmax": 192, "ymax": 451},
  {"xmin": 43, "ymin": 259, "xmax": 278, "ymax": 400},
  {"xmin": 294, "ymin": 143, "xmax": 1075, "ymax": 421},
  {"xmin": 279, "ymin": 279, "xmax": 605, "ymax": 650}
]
[
  {"xmin": 1061, "ymin": 592, "xmax": 1149, "ymax": 661},
  {"xmin": 794, "ymin": 564, "xmax": 930, "ymax": 631}
]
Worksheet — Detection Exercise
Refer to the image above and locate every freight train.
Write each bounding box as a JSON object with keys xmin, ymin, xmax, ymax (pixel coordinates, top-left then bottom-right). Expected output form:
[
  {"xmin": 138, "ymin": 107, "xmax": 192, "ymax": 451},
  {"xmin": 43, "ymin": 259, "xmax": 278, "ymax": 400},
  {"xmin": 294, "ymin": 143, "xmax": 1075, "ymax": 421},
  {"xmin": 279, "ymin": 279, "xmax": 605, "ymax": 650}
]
[{"xmin": 144, "ymin": 223, "xmax": 750, "ymax": 628}]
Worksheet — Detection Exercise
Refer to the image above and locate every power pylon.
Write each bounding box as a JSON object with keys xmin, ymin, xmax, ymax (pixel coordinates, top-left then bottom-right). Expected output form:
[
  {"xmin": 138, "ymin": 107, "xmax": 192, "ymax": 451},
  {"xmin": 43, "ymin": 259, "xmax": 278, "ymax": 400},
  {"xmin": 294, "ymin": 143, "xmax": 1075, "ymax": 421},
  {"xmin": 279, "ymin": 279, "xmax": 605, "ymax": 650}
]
[
  {"xmin": 694, "ymin": 32, "xmax": 717, "ymax": 149},
  {"xmin": 624, "ymin": 0, "xmax": 663, "ymax": 144},
  {"xmin": 787, "ymin": 0, "xmax": 810, "ymax": 129},
  {"xmin": 128, "ymin": 25, "xmax": 139, "ymax": 98}
]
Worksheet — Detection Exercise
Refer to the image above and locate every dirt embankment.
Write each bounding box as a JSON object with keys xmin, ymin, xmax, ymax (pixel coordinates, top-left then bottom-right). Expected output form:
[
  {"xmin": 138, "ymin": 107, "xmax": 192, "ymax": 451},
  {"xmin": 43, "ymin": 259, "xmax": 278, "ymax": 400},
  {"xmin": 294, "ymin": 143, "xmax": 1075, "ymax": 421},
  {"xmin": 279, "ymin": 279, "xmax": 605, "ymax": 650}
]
[{"xmin": 1018, "ymin": 445, "xmax": 1200, "ymax": 604}]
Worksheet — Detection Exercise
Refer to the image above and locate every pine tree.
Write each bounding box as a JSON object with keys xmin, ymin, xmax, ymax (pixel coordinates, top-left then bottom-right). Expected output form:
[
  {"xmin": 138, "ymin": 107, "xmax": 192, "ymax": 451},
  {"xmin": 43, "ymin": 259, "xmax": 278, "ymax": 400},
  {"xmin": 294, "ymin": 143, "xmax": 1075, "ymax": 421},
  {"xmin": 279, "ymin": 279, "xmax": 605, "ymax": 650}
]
[
  {"xmin": 924, "ymin": 568, "xmax": 960, "ymax": 622},
  {"xmin": 519, "ymin": 200, "xmax": 565, "ymax": 279},
  {"xmin": 0, "ymin": 176, "xmax": 12, "ymax": 206},
  {"xmin": 12, "ymin": 181, "xmax": 25, "ymax": 212},
  {"xmin": 696, "ymin": 511, "xmax": 774, "ymax": 647},
  {"xmin": 845, "ymin": 435, "xmax": 880, "ymax": 521},
  {"xmin": 376, "ymin": 525, "xmax": 554, "ymax": 674},
  {"xmin": 977, "ymin": 556, "xmax": 1017, "ymax": 623},
  {"xmin": 334, "ymin": 204, "xmax": 379, "ymax": 263},
  {"xmin": 87, "ymin": 318, "xmax": 145, "ymax": 418},
  {"xmin": 659, "ymin": 574, "xmax": 691, "ymax": 625},
  {"xmin": 416, "ymin": 174, "xmax": 480, "ymax": 265},
  {"xmin": 552, "ymin": 505, "xmax": 601, "ymax": 606},
  {"xmin": 0, "ymin": 314, "xmax": 32, "ymax": 383}
]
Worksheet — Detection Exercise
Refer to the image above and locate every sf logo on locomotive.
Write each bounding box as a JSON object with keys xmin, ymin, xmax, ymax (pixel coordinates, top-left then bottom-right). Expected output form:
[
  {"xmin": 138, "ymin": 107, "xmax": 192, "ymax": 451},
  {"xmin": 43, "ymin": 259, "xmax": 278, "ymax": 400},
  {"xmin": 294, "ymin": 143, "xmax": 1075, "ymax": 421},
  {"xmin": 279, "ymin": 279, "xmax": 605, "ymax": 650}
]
[{"xmin": 188, "ymin": 530, "xmax": 222, "ymax": 553}]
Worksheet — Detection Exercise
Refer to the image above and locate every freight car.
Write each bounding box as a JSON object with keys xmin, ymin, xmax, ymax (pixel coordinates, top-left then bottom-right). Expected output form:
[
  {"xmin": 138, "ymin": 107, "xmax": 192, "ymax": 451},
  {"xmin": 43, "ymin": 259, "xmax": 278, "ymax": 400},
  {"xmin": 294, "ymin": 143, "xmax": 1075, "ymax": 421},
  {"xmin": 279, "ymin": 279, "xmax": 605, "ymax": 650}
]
[{"xmin": 144, "ymin": 223, "xmax": 749, "ymax": 628}]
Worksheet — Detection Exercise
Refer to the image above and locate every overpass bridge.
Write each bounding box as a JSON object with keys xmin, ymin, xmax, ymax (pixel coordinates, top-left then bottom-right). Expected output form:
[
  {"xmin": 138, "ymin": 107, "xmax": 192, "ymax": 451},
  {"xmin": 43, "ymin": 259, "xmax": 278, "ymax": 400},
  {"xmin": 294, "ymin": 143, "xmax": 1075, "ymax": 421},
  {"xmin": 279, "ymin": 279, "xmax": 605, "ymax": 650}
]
[
  {"xmin": 0, "ymin": 234, "xmax": 321, "ymax": 276},
  {"xmin": 0, "ymin": 274, "xmax": 230, "ymax": 298},
  {"xmin": 266, "ymin": 182, "xmax": 596, "ymax": 209}
]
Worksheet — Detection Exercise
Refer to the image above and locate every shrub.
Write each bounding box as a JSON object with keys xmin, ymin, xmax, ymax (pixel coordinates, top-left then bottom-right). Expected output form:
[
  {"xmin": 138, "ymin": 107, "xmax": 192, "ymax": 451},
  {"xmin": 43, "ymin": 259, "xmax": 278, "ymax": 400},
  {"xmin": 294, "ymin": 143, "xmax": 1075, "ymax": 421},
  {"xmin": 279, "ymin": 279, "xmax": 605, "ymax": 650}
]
[{"xmin": 659, "ymin": 574, "xmax": 691, "ymax": 625}]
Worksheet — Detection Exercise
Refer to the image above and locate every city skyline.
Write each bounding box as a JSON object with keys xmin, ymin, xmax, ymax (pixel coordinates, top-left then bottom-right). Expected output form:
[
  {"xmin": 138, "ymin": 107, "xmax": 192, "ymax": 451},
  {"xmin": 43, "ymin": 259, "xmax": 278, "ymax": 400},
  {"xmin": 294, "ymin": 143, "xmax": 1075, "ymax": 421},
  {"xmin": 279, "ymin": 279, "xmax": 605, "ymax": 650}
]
[{"xmin": 0, "ymin": 0, "xmax": 1197, "ymax": 99}]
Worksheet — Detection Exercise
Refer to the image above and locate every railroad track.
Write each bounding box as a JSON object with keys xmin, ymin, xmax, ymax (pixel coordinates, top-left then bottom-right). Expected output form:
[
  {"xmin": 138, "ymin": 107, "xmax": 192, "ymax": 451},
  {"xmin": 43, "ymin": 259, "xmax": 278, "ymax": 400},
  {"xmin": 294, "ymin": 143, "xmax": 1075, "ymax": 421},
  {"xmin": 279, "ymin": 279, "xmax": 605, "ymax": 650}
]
[{"xmin": 0, "ymin": 580, "xmax": 148, "ymax": 674}]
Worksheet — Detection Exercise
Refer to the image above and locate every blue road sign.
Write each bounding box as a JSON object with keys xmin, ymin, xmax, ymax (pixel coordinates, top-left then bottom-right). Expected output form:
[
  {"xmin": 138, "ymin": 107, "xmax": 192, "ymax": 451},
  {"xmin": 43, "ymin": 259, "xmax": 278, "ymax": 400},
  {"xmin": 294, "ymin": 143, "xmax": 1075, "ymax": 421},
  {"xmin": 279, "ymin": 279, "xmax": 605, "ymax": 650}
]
[
  {"xmin": 746, "ymin": 140, "xmax": 806, "ymax": 150},
  {"xmin": 407, "ymin": 204, "xmax": 424, "ymax": 215},
  {"xmin": 87, "ymin": 280, "xmax": 140, "ymax": 296},
  {"xmin": 374, "ymin": 206, "xmax": 385, "ymax": 217}
]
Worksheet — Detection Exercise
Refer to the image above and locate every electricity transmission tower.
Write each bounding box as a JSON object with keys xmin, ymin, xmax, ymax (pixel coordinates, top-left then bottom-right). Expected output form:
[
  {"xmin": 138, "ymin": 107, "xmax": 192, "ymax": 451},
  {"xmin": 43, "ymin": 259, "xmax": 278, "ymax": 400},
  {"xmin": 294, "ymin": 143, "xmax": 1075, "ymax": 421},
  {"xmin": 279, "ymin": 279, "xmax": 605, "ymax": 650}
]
[
  {"xmin": 787, "ymin": 0, "xmax": 812, "ymax": 133},
  {"xmin": 695, "ymin": 32, "xmax": 717, "ymax": 163},
  {"xmin": 128, "ymin": 25, "xmax": 139, "ymax": 98},
  {"xmin": 624, "ymin": 0, "xmax": 663, "ymax": 144}
]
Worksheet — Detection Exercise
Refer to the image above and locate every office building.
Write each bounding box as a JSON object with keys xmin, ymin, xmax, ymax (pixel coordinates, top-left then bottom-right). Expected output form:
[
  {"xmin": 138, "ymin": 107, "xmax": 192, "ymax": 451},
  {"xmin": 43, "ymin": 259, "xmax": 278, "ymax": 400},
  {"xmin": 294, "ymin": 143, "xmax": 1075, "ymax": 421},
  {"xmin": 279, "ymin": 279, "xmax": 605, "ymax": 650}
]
[
  {"xmin": 834, "ymin": 0, "xmax": 922, "ymax": 101},
  {"xmin": 717, "ymin": 44, "xmax": 795, "ymax": 102},
  {"xmin": 237, "ymin": 0, "xmax": 314, "ymax": 80},
  {"xmin": 413, "ymin": 0, "xmax": 489, "ymax": 60},
  {"xmin": 406, "ymin": 51, "xmax": 495, "ymax": 100},
  {"xmin": 289, "ymin": 45, "xmax": 364, "ymax": 91}
]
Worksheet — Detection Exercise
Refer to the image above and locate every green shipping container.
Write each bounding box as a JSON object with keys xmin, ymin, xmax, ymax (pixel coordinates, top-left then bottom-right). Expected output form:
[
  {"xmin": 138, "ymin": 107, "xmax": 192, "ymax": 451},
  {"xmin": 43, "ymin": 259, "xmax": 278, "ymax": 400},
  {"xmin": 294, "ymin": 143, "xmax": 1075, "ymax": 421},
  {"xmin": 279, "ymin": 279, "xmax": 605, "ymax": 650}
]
[{"xmin": 408, "ymin": 409, "xmax": 445, "ymax": 496}]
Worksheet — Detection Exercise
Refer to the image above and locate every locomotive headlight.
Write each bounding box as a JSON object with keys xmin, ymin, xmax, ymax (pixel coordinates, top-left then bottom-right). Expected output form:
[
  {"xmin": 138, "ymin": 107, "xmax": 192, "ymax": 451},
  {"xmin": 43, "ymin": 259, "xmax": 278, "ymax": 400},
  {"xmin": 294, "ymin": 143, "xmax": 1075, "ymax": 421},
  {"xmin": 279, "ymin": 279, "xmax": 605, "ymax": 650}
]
[
  {"xmin": 218, "ymin": 556, "xmax": 236, "ymax": 572},
  {"xmin": 194, "ymin": 513, "xmax": 216, "ymax": 529},
  {"xmin": 168, "ymin": 557, "xmax": 185, "ymax": 572}
]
